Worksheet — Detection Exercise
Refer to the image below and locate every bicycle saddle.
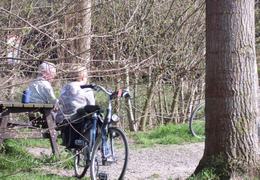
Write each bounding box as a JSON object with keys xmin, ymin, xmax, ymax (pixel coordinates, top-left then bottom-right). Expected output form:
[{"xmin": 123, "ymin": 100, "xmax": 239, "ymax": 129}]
[{"xmin": 77, "ymin": 105, "xmax": 101, "ymax": 114}]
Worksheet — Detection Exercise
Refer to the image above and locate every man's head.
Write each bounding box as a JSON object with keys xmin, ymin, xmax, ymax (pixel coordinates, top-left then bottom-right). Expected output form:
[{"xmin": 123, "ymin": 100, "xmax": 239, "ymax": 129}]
[{"xmin": 38, "ymin": 61, "xmax": 56, "ymax": 81}]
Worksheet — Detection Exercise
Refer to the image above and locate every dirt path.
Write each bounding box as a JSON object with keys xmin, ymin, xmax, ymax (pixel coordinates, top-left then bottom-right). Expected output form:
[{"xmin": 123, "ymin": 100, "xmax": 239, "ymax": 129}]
[
  {"xmin": 27, "ymin": 142, "xmax": 204, "ymax": 179},
  {"xmin": 125, "ymin": 143, "xmax": 204, "ymax": 180}
]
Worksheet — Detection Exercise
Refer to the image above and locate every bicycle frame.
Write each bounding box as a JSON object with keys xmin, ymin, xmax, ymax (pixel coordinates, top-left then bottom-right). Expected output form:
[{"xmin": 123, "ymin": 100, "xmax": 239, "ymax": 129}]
[
  {"xmin": 81, "ymin": 84, "xmax": 129, "ymax": 158},
  {"xmin": 73, "ymin": 84, "xmax": 130, "ymax": 179}
]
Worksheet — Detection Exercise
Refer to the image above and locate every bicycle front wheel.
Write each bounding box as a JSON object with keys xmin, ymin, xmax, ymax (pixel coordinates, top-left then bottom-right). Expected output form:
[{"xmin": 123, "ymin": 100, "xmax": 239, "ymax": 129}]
[
  {"xmin": 90, "ymin": 127, "xmax": 129, "ymax": 180},
  {"xmin": 189, "ymin": 103, "xmax": 205, "ymax": 138}
]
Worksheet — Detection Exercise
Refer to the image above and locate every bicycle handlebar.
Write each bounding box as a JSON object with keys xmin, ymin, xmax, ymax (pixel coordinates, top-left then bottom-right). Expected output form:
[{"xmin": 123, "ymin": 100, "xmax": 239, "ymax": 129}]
[{"xmin": 80, "ymin": 84, "xmax": 131, "ymax": 99}]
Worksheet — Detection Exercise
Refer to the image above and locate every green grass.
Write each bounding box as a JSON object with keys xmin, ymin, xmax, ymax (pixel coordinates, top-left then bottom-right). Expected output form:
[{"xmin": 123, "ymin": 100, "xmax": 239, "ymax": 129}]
[
  {"xmin": 191, "ymin": 121, "xmax": 205, "ymax": 137},
  {"xmin": 0, "ymin": 139, "xmax": 75, "ymax": 180},
  {"xmin": 13, "ymin": 139, "xmax": 52, "ymax": 148},
  {"xmin": 0, "ymin": 140, "xmax": 41, "ymax": 171},
  {"xmin": 0, "ymin": 123, "xmax": 204, "ymax": 179},
  {"xmin": 187, "ymin": 169, "xmax": 219, "ymax": 180},
  {"xmin": 0, "ymin": 171, "xmax": 75, "ymax": 180},
  {"xmin": 132, "ymin": 123, "xmax": 204, "ymax": 147}
]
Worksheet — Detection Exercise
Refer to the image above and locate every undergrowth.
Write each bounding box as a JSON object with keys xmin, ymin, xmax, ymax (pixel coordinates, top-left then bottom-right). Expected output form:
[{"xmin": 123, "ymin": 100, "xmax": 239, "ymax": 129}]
[{"xmin": 132, "ymin": 123, "xmax": 204, "ymax": 147}]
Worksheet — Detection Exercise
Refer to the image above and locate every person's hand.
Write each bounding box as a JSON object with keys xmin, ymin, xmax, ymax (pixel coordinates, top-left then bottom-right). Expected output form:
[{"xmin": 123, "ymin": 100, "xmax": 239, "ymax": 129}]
[
  {"xmin": 53, "ymin": 101, "xmax": 59, "ymax": 112},
  {"xmin": 53, "ymin": 106, "xmax": 58, "ymax": 112}
]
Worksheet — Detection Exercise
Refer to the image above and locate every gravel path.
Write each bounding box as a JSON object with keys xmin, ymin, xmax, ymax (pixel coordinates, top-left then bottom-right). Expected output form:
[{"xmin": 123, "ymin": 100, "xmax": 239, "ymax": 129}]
[
  {"xmin": 125, "ymin": 143, "xmax": 204, "ymax": 180},
  {"xmin": 27, "ymin": 142, "xmax": 204, "ymax": 179}
]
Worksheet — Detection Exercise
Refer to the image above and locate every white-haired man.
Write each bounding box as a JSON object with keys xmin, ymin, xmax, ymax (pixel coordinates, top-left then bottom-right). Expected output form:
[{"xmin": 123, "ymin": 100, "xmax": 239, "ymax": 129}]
[{"xmin": 27, "ymin": 61, "xmax": 58, "ymax": 104}]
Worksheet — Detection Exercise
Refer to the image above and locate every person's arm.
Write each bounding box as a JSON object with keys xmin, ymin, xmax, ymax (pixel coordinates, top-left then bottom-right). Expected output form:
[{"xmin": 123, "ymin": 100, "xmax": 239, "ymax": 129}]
[
  {"xmin": 42, "ymin": 81, "xmax": 58, "ymax": 104},
  {"xmin": 84, "ymin": 89, "xmax": 95, "ymax": 105}
]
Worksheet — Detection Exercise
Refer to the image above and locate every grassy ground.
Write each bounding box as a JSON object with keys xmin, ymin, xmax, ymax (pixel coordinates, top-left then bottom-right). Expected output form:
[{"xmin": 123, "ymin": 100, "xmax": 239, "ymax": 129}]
[
  {"xmin": 0, "ymin": 139, "xmax": 76, "ymax": 180},
  {"xmin": 0, "ymin": 123, "xmax": 204, "ymax": 179},
  {"xmin": 131, "ymin": 123, "xmax": 204, "ymax": 148}
]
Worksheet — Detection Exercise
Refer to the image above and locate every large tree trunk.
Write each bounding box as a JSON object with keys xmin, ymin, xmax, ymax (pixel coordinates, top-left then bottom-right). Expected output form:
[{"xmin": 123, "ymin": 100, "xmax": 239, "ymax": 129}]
[{"xmin": 194, "ymin": 0, "xmax": 259, "ymax": 178}]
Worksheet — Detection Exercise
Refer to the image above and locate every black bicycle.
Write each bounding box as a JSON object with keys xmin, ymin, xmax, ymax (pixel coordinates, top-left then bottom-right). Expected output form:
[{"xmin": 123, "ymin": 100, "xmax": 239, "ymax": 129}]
[
  {"xmin": 189, "ymin": 102, "xmax": 205, "ymax": 138},
  {"xmin": 67, "ymin": 84, "xmax": 129, "ymax": 179}
]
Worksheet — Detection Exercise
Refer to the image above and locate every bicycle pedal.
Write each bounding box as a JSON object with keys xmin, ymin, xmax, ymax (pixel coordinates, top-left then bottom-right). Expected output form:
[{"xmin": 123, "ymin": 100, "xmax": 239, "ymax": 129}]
[{"xmin": 102, "ymin": 156, "xmax": 114, "ymax": 165}]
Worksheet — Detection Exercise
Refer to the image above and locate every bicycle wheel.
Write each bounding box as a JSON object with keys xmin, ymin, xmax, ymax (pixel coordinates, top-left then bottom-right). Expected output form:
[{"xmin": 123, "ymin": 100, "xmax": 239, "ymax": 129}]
[
  {"xmin": 74, "ymin": 124, "xmax": 91, "ymax": 178},
  {"xmin": 74, "ymin": 146, "xmax": 90, "ymax": 178},
  {"xmin": 189, "ymin": 103, "xmax": 205, "ymax": 138},
  {"xmin": 90, "ymin": 127, "xmax": 129, "ymax": 180}
]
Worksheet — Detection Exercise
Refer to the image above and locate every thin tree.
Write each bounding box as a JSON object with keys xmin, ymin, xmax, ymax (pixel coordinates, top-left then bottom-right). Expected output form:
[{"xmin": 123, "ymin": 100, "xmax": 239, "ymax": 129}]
[{"xmin": 194, "ymin": 0, "xmax": 259, "ymax": 178}]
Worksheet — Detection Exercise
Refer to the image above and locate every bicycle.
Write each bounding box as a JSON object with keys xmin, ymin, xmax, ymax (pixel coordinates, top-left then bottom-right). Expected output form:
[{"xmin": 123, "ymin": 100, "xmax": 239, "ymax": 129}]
[
  {"xmin": 189, "ymin": 102, "xmax": 205, "ymax": 138},
  {"xmin": 63, "ymin": 84, "xmax": 129, "ymax": 179}
]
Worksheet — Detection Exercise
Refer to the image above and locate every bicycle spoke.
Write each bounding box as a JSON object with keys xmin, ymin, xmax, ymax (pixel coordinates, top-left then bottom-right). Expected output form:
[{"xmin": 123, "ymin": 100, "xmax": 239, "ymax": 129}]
[{"xmin": 90, "ymin": 127, "xmax": 128, "ymax": 180}]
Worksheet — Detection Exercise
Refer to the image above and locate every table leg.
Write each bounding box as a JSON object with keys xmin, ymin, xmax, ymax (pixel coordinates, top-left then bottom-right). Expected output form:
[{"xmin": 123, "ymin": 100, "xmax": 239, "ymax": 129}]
[
  {"xmin": 43, "ymin": 110, "xmax": 59, "ymax": 155},
  {"xmin": 0, "ymin": 115, "xmax": 9, "ymax": 144}
]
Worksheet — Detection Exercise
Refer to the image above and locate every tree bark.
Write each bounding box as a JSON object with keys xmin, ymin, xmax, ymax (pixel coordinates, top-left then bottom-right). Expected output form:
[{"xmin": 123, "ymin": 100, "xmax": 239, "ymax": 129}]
[
  {"xmin": 158, "ymin": 81, "xmax": 164, "ymax": 125},
  {"xmin": 139, "ymin": 73, "xmax": 163, "ymax": 131},
  {"xmin": 194, "ymin": 0, "xmax": 259, "ymax": 178},
  {"xmin": 78, "ymin": 0, "xmax": 92, "ymax": 65},
  {"xmin": 125, "ymin": 66, "xmax": 137, "ymax": 132},
  {"xmin": 170, "ymin": 83, "xmax": 181, "ymax": 123}
]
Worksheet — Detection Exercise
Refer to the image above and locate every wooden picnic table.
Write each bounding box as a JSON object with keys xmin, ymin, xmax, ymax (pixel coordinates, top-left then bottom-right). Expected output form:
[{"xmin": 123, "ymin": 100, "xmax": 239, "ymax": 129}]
[{"xmin": 0, "ymin": 102, "xmax": 59, "ymax": 155}]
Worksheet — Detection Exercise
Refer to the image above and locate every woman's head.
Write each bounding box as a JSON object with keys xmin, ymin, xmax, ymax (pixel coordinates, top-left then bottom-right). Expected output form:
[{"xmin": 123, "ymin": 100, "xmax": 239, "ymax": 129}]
[
  {"xmin": 70, "ymin": 65, "xmax": 88, "ymax": 83},
  {"xmin": 38, "ymin": 61, "xmax": 56, "ymax": 81}
]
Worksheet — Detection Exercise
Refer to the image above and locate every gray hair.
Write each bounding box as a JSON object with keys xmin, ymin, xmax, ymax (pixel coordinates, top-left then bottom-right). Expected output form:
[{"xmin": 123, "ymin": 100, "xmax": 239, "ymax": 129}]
[{"xmin": 38, "ymin": 61, "xmax": 56, "ymax": 76}]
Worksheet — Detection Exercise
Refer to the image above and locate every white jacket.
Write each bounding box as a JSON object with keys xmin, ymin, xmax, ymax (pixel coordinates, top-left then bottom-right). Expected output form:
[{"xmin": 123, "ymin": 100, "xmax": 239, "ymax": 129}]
[
  {"xmin": 28, "ymin": 77, "xmax": 57, "ymax": 104},
  {"xmin": 56, "ymin": 81, "xmax": 95, "ymax": 124}
]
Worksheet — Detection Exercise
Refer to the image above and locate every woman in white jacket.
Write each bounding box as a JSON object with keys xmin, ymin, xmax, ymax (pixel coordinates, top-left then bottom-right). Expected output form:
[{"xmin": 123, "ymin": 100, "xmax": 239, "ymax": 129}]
[{"xmin": 56, "ymin": 66, "xmax": 95, "ymax": 124}]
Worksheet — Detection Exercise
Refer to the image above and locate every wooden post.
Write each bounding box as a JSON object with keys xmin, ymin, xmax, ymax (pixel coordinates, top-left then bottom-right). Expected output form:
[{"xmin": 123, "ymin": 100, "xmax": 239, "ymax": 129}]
[
  {"xmin": 43, "ymin": 109, "xmax": 59, "ymax": 155},
  {"xmin": 0, "ymin": 114, "xmax": 9, "ymax": 144}
]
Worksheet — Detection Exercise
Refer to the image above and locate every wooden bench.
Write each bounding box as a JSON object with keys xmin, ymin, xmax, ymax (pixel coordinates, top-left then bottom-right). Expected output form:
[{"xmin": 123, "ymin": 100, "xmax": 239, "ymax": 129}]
[{"xmin": 0, "ymin": 102, "xmax": 59, "ymax": 155}]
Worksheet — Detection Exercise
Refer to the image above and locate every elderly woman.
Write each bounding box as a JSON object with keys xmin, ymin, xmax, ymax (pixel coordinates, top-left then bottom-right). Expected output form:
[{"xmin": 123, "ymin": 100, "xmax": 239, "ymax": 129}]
[
  {"xmin": 56, "ymin": 65, "xmax": 95, "ymax": 124},
  {"xmin": 27, "ymin": 61, "xmax": 58, "ymax": 104},
  {"xmin": 56, "ymin": 65, "xmax": 95, "ymax": 149}
]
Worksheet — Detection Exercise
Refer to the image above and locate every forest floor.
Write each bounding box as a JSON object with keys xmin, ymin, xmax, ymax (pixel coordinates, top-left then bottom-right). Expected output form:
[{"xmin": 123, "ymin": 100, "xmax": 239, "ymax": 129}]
[{"xmin": 27, "ymin": 142, "xmax": 204, "ymax": 180}]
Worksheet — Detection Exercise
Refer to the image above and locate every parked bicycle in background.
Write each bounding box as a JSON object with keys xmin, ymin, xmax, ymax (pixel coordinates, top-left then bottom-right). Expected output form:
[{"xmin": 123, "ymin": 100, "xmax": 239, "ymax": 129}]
[{"xmin": 189, "ymin": 100, "xmax": 205, "ymax": 139}]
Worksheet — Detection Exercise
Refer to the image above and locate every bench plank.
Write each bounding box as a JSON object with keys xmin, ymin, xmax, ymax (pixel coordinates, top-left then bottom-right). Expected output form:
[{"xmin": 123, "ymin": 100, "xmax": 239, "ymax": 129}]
[
  {"xmin": 0, "ymin": 102, "xmax": 54, "ymax": 109},
  {"xmin": 1, "ymin": 129, "xmax": 45, "ymax": 139},
  {"xmin": 0, "ymin": 102, "xmax": 58, "ymax": 155}
]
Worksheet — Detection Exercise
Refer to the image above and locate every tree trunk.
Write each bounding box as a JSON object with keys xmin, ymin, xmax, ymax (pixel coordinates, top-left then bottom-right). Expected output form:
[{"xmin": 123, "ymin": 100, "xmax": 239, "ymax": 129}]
[
  {"xmin": 194, "ymin": 0, "xmax": 259, "ymax": 178},
  {"xmin": 125, "ymin": 66, "xmax": 137, "ymax": 132},
  {"xmin": 78, "ymin": 0, "xmax": 92, "ymax": 65},
  {"xmin": 163, "ymin": 85, "xmax": 169, "ymax": 115},
  {"xmin": 185, "ymin": 84, "xmax": 196, "ymax": 123},
  {"xmin": 139, "ymin": 73, "xmax": 162, "ymax": 131},
  {"xmin": 139, "ymin": 82, "xmax": 155, "ymax": 131},
  {"xmin": 179, "ymin": 78, "xmax": 185, "ymax": 123},
  {"xmin": 158, "ymin": 80, "xmax": 164, "ymax": 125},
  {"xmin": 170, "ymin": 83, "xmax": 181, "ymax": 123}
]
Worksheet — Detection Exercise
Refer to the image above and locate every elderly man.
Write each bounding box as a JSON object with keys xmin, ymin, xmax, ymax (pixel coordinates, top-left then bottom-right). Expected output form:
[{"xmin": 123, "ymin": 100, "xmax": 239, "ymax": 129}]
[
  {"xmin": 27, "ymin": 61, "xmax": 58, "ymax": 104},
  {"xmin": 25, "ymin": 61, "xmax": 58, "ymax": 128}
]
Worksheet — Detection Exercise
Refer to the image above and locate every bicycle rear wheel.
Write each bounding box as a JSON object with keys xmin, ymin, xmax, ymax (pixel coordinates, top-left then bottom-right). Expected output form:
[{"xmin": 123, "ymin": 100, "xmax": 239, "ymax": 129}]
[
  {"xmin": 74, "ymin": 123, "xmax": 91, "ymax": 178},
  {"xmin": 189, "ymin": 103, "xmax": 205, "ymax": 138},
  {"xmin": 90, "ymin": 127, "xmax": 128, "ymax": 180},
  {"xmin": 74, "ymin": 146, "xmax": 90, "ymax": 178}
]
